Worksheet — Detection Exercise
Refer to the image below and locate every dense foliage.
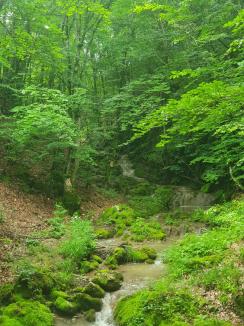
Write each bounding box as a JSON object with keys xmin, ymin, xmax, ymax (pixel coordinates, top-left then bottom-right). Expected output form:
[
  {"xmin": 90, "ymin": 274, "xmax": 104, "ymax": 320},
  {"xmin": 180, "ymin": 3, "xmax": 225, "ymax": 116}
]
[{"xmin": 0, "ymin": 0, "xmax": 243, "ymax": 199}]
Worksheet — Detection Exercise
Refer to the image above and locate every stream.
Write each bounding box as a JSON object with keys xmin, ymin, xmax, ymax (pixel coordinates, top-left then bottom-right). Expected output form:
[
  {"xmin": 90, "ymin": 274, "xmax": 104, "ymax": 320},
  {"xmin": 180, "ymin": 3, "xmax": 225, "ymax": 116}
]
[{"xmin": 55, "ymin": 241, "xmax": 170, "ymax": 326}]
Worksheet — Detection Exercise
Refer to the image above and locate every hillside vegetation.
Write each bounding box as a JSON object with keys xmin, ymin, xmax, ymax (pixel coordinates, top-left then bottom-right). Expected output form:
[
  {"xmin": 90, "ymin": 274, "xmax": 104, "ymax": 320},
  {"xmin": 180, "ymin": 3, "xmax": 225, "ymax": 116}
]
[{"xmin": 0, "ymin": 0, "xmax": 243, "ymax": 325}]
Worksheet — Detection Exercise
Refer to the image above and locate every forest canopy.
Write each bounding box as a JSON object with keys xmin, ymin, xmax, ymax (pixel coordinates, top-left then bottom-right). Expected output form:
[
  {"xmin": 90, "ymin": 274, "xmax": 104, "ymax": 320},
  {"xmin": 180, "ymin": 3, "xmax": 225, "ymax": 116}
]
[{"xmin": 0, "ymin": 0, "xmax": 243, "ymax": 197}]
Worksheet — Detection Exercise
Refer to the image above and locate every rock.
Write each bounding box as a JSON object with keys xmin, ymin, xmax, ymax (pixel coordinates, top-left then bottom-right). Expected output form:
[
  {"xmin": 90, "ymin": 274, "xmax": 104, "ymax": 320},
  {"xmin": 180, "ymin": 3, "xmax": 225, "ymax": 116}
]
[
  {"xmin": 146, "ymin": 259, "xmax": 154, "ymax": 264},
  {"xmin": 54, "ymin": 297, "xmax": 78, "ymax": 316},
  {"xmin": 74, "ymin": 293, "xmax": 102, "ymax": 312},
  {"xmin": 141, "ymin": 247, "xmax": 157, "ymax": 260},
  {"xmin": 1, "ymin": 299, "xmax": 53, "ymax": 326},
  {"xmin": 113, "ymin": 247, "xmax": 128, "ymax": 264},
  {"xmin": 15, "ymin": 269, "xmax": 55, "ymax": 298},
  {"xmin": 80, "ymin": 260, "xmax": 99, "ymax": 274},
  {"xmin": 50, "ymin": 290, "xmax": 69, "ymax": 300},
  {"xmin": 96, "ymin": 228, "xmax": 114, "ymax": 239},
  {"xmin": 84, "ymin": 309, "xmax": 96, "ymax": 322},
  {"xmin": 92, "ymin": 270, "xmax": 123, "ymax": 292},
  {"xmin": 84, "ymin": 282, "xmax": 105, "ymax": 298},
  {"xmin": 92, "ymin": 255, "xmax": 103, "ymax": 264}
]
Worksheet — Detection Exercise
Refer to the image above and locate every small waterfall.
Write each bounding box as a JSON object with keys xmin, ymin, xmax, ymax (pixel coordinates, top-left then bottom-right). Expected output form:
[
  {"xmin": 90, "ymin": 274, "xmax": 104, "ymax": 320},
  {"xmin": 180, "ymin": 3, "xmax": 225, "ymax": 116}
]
[
  {"xmin": 119, "ymin": 155, "xmax": 144, "ymax": 181},
  {"xmin": 94, "ymin": 294, "xmax": 114, "ymax": 326},
  {"xmin": 171, "ymin": 186, "xmax": 215, "ymax": 212}
]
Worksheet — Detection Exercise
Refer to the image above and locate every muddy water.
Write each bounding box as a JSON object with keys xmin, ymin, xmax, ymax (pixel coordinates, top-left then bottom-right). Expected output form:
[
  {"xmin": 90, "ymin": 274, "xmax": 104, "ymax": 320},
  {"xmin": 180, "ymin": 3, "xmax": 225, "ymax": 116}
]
[{"xmin": 55, "ymin": 241, "xmax": 169, "ymax": 326}]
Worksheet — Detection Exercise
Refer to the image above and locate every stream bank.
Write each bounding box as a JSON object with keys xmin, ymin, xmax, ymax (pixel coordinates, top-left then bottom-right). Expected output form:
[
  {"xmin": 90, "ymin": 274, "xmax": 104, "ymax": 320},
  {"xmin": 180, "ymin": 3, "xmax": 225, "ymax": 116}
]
[{"xmin": 55, "ymin": 239, "xmax": 174, "ymax": 326}]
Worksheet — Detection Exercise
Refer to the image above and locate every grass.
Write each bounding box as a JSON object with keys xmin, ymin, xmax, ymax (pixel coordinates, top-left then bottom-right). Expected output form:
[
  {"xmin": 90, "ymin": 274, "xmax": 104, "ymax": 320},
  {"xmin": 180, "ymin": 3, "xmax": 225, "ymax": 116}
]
[{"xmin": 60, "ymin": 218, "xmax": 96, "ymax": 263}]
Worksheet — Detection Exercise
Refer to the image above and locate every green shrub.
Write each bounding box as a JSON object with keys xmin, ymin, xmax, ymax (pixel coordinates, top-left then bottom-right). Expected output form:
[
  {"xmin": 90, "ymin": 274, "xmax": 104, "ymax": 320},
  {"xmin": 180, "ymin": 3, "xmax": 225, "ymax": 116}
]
[
  {"xmin": 128, "ymin": 186, "xmax": 173, "ymax": 217},
  {"xmin": 97, "ymin": 205, "xmax": 137, "ymax": 236},
  {"xmin": 130, "ymin": 218, "xmax": 165, "ymax": 242},
  {"xmin": 46, "ymin": 204, "xmax": 67, "ymax": 239},
  {"xmin": 15, "ymin": 262, "xmax": 55, "ymax": 298},
  {"xmin": 165, "ymin": 225, "xmax": 241, "ymax": 277},
  {"xmin": 60, "ymin": 219, "xmax": 95, "ymax": 263},
  {"xmin": 99, "ymin": 205, "xmax": 136, "ymax": 226},
  {"xmin": 62, "ymin": 191, "xmax": 80, "ymax": 215},
  {"xmin": 128, "ymin": 182, "xmax": 156, "ymax": 196}
]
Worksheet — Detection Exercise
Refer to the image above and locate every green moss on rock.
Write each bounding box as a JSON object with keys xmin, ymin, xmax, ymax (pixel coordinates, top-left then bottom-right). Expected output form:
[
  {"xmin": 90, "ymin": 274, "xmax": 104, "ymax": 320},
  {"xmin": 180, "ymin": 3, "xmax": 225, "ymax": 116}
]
[
  {"xmin": 92, "ymin": 255, "xmax": 103, "ymax": 264},
  {"xmin": 1, "ymin": 299, "xmax": 53, "ymax": 326},
  {"xmin": 54, "ymin": 297, "xmax": 78, "ymax": 316},
  {"xmin": 95, "ymin": 228, "xmax": 114, "ymax": 239},
  {"xmin": 50, "ymin": 290, "xmax": 69, "ymax": 301},
  {"xmin": 84, "ymin": 282, "xmax": 105, "ymax": 298},
  {"xmin": 92, "ymin": 270, "xmax": 123, "ymax": 292},
  {"xmin": 141, "ymin": 247, "xmax": 157, "ymax": 260},
  {"xmin": 74, "ymin": 293, "xmax": 102, "ymax": 312},
  {"xmin": 80, "ymin": 260, "xmax": 99, "ymax": 274},
  {"xmin": 15, "ymin": 267, "xmax": 55, "ymax": 299},
  {"xmin": 0, "ymin": 316, "xmax": 22, "ymax": 326},
  {"xmin": 105, "ymin": 245, "xmax": 157, "ymax": 267},
  {"xmin": 0, "ymin": 284, "xmax": 14, "ymax": 306},
  {"xmin": 84, "ymin": 309, "xmax": 96, "ymax": 322}
]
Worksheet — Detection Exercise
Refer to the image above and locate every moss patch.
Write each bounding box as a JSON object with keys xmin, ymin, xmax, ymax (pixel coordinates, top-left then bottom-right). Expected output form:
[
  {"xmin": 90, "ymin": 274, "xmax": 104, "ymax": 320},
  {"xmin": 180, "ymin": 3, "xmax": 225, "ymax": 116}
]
[
  {"xmin": 92, "ymin": 270, "xmax": 123, "ymax": 292},
  {"xmin": 0, "ymin": 299, "xmax": 53, "ymax": 326}
]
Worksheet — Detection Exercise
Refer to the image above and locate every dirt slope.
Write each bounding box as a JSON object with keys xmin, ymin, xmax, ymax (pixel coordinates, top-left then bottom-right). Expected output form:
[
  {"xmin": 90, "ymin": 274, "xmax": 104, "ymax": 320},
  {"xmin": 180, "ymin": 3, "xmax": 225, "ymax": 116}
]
[
  {"xmin": 0, "ymin": 182, "xmax": 54, "ymax": 284},
  {"xmin": 0, "ymin": 182, "xmax": 54, "ymax": 238}
]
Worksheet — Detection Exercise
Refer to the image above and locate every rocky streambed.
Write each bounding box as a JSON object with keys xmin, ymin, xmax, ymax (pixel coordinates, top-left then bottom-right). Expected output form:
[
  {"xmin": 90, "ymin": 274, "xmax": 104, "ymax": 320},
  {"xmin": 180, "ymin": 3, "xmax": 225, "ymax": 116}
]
[{"xmin": 55, "ymin": 239, "xmax": 175, "ymax": 326}]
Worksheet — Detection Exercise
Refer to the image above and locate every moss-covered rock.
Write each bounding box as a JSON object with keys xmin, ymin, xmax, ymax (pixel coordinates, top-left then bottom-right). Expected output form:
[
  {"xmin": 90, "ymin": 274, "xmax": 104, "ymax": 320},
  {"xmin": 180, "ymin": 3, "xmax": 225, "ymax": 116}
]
[
  {"xmin": 92, "ymin": 270, "xmax": 123, "ymax": 292},
  {"xmin": 98, "ymin": 205, "xmax": 136, "ymax": 237},
  {"xmin": 74, "ymin": 293, "xmax": 102, "ymax": 312},
  {"xmin": 50, "ymin": 290, "xmax": 69, "ymax": 300},
  {"xmin": 104, "ymin": 255, "xmax": 118, "ymax": 269},
  {"xmin": 127, "ymin": 248, "xmax": 148, "ymax": 263},
  {"xmin": 80, "ymin": 260, "xmax": 99, "ymax": 274},
  {"xmin": 84, "ymin": 282, "xmax": 105, "ymax": 298},
  {"xmin": 141, "ymin": 247, "xmax": 157, "ymax": 260},
  {"xmin": 130, "ymin": 218, "xmax": 166, "ymax": 242},
  {"xmin": 105, "ymin": 245, "xmax": 157, "ymax": 267},
  {"xmin": 146, "ymin": 259, "xmax": 155, "ymax": 264},
  {"xmin": 15, "ymin": 267, "xmax": 55, "ymax": 299},
  {"xmin": 0, "ymin": 315, "xmax": 22, "ymax": 326},
  {"xmin": 54, "ymin": 297, "xmax": 78, "ymax": 316},
  {"xmin": 92, "ymin": 255, "xmax": 103, "ymax": 264},
  {"xmin": 113, "ymin": 247, "xmax": 128, "ymax": 264},
  {"xmin": 84, "ymin": 309, "xmax": 96, "ymax": 322},
  {"xmin": 95, "ymin": 228, "xmax": 114, "ymax": 239},
  {"xmin": 1, "ymin": 299, "xmax": 53, "ymax": 326},
  {"xmin": 0, "ymin": 284, "xmax": 14, "ymax": 306}
]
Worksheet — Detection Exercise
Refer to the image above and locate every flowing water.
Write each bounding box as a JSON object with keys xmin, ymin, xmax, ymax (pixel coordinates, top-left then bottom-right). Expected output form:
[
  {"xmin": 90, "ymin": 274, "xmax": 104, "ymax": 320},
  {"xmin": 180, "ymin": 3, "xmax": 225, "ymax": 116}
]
[{"xmin": 55, "ymin": 242, "xmax": 168, "ymax": 326}]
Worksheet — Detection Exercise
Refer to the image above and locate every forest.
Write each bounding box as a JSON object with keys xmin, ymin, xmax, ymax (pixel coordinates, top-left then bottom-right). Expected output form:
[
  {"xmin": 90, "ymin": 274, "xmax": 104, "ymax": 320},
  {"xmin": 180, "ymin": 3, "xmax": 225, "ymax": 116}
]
[{"xmin": 0, "ymin": 0, "xmax": 243, "ymax": 325}]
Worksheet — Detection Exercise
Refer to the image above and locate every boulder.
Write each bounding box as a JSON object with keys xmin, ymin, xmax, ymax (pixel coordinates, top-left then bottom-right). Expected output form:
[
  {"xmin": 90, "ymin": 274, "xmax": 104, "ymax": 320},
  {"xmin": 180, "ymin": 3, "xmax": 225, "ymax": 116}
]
[
  {"xmin": 74, "ymin": 293, "xmax": 102, "ymax": 312},
  {"xmin": 92, "ymin": 270, "xmax": 123, "ymax": 292},
  {"xmin": 84, "ymin": 282, "xmax": 105, "ymax": 298}
]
